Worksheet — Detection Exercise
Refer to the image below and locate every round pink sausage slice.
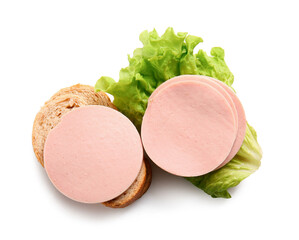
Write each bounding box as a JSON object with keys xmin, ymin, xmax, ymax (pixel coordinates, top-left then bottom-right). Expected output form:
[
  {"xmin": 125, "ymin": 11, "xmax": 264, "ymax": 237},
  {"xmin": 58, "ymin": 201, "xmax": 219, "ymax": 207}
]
[
  {"xmin": 207, "ymin": 77, "xmax": 246, "ymax": 169},
  {"xmin": 149, "ymin": 75, "xmax": 238, "ymax": 133},
  {"xmin": 141, "ymin": 81, "xmax": 237, "ymax": 177},
  {"xmin": 44, "ymin": 105, "xmax": 143, "ymax": 203},
  {"xmin": 149, "ymin": 75, "xmax": 246, "ymax": 169}
]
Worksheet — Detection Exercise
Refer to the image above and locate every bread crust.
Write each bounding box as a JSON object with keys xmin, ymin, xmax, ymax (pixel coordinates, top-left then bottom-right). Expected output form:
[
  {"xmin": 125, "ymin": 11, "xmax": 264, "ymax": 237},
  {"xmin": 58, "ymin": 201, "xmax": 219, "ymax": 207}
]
[
  {"xmin": 47, "ymin": 84, "xmax": 116, "ymax": 109},
  {"xmin": 102, "ymin": 157, "xmax": 152, "ymax": 208},
  {"xmin": 140, "ymin": 157, "xmax": 152, "ymax": 196}
]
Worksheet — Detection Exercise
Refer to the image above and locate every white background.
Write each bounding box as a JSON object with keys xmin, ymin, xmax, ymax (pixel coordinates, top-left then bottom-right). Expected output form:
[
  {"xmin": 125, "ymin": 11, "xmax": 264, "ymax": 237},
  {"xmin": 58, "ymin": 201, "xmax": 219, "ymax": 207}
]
[{"xmin": 1, "ymin": 0, "xmax": 298, "ymax": 239}]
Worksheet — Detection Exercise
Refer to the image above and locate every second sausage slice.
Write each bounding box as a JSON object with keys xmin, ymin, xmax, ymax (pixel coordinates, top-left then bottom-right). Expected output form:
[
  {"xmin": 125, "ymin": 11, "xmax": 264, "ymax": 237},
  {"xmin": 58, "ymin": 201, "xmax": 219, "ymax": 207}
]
[{"xmin": 141, "ymin": 81, "xmax": 237, "ymax": 177}]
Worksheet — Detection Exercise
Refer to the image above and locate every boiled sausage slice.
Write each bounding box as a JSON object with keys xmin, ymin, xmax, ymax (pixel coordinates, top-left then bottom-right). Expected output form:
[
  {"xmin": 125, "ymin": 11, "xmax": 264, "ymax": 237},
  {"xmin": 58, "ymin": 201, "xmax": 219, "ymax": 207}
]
[
  {"xmin": 44, "ymin": 105, "xmax": 143, "ymax": 203},
  {"xmin": 141, "ymin": 81, "xmax": 237, "ymax": 177},
  {"xmin": 208, "ymin": 78, "xmax": 246, "ymax": 168},
  {"xmin": 149, "ymin": 75, "xmax": 246, "ymax": 168},
  {"xmin": 149, "ymin": 75, "xmax": 238, "ymax": 134}
]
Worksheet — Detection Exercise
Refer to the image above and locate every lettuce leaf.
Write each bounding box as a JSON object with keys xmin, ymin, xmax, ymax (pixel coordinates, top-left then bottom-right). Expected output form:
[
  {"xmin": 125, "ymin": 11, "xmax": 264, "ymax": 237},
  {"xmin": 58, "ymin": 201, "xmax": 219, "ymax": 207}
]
[{"xmin": 95, "ymin": 27, "xmax": 262, "ymax": 198}]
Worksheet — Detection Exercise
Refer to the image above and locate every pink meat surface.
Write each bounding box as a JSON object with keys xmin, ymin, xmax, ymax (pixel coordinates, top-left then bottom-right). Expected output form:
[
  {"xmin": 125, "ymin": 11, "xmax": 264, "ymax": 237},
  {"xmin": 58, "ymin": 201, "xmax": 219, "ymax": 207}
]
[
  {"xmin": 149, "ymin": 75, "xmax": 238, "ymax": 132},
  {"xmin": 149, "ymin": 75, "xmax": 246, "ymax": 169},
  {"xmin": 141, "ymin": 81, "xmax": 237, "ymax": 177},
  {"xmin": 44, "ymin": 105, "xmax": 143, "ymax": 203},
  {"xmin": 208, "ymin": 78, "xmax": 247, "ymax": 168}
]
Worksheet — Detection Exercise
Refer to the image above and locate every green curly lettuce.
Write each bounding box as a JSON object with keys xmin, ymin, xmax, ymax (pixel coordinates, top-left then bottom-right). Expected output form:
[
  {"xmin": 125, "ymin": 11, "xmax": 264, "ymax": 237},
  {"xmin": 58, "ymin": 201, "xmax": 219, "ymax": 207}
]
[{"xmin": 95, "ymin": 27, "xmax": 262, "ymax": 198}]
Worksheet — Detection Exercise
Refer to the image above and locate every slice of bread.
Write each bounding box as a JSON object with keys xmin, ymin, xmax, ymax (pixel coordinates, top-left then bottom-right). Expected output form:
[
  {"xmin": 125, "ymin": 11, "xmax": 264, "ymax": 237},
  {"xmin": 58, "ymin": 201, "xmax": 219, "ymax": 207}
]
[
  {"xmin": 102, "ymin": 157, "xmax": 152, "ymax": 208},
  {"xmin": 46, "ymin": 84, "xmax": 117, "ymax": 110},
  {"xmin": 32, "ymin": 84, "xmax": 151, "ymax": 208}
]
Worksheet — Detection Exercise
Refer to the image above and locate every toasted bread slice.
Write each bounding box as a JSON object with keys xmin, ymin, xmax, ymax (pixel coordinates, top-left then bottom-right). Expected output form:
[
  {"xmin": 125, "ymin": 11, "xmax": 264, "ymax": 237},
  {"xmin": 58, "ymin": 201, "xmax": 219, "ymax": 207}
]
[
  {"xmin": 103, "ymin": 157, "xmax": 152, "ymax": 208},
  {"xmin": 47, "ymin": 84, "xmax": 117, "ymax": 110},
  {"xmin": 32, "ymin": 84, "xmax": 151, "ymax": 208}
]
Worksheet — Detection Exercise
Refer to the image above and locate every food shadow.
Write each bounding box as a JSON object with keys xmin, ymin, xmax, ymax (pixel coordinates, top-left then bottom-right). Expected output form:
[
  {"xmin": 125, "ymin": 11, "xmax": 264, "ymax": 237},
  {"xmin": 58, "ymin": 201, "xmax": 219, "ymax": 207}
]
[{"xmin": 146, "ymin": 160, "xmax": 229, "ymax": 207}]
